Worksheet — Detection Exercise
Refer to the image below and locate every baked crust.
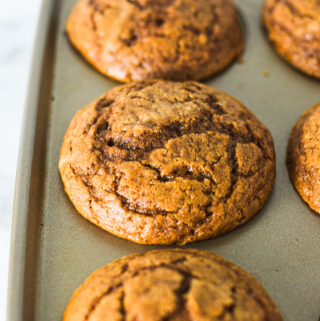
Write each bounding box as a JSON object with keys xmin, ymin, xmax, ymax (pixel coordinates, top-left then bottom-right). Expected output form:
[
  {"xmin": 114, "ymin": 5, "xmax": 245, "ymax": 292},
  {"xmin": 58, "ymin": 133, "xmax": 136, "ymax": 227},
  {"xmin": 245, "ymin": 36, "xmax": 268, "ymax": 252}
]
[
  {"xmin": 59, "ymin": 80, "xmax": 275, "ymax": 245},
  {"xmin": 263, "ymin": 0, "xmax": 320, "ymax": 78},
  {"xmin": 66, "ymin": 0, "xmax": 244, "ymax": 81},
  {"xmin": 287, "ymin": 102, "xmax": 320, "ymax": 213},
  {"xmin": 63, "ymin": 249, "xmax": 283, "ymax": 321}
]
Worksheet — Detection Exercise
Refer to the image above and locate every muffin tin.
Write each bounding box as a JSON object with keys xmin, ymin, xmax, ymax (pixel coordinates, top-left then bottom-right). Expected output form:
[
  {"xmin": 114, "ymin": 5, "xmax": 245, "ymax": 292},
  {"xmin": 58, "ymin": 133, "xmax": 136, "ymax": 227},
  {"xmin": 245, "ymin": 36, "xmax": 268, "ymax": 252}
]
[{"xmin": 7, "ymin": 0, "xmax": 320, "ymax": 320}]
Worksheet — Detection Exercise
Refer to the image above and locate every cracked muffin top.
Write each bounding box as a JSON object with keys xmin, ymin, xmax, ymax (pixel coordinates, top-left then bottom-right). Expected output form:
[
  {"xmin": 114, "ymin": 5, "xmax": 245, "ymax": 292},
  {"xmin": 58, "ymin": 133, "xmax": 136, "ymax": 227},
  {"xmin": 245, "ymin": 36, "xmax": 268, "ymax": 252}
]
[
  {"xmin": 66, "ymin": 0, "xmax": 244, "ymax": 81},
  {"xmin": 59, "ymin": 80, "xmax": 275, "ymax": 245},
  {"xmin": 263, "ymin": 0, "xmax": 320, "ymax": 78},
  {"xmin": 287, "ymin": 102, "xmax": 320, "ymax": 213},
  {"xmin": 63, "ymin": 249, "xmax": 283, "ymax": 321}
]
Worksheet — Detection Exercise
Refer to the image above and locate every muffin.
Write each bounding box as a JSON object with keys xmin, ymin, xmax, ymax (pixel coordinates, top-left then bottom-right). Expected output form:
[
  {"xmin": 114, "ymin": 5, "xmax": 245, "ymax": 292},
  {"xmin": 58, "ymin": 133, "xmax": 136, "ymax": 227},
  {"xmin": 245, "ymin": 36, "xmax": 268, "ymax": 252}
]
[
  {"xmin": 66, "ymin": 0, "xmax": 244, "ymax": 81},
  {"xmin": 59, "ymin": 80, "xmax": 275, "ymax": 245},
  {"xmin": 63, "ymin": 249, "xmax": 283, "ymax": 321},
  {"xmin": 263, "ymin": 0, "xmax": 320, "ymax": 78},
  {"xmin": 287, "ymin": 102, "xmax": 320, "ymax": 213}
]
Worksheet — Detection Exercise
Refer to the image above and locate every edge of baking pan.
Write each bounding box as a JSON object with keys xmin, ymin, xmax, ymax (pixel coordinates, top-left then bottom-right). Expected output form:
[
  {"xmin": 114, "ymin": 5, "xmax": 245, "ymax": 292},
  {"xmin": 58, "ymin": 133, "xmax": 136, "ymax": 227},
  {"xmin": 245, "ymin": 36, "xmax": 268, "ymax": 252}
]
[{"xmin": 7, "ymin": 0, "xmax": 59, "ymax": 319}]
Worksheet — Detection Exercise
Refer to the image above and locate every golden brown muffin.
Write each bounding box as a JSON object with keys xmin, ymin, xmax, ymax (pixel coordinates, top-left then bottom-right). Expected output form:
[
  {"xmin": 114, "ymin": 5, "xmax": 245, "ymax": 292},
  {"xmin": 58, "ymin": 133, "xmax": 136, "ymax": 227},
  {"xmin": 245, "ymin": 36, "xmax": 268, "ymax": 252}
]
[
  {"xmin": 263, "ymin": 0, "xmax": 320, "ymax": 78},
  {"xmin": 287, "ymin": 103, "xmax": 320, "ymax": 213},
  {"xmin": 63, "ymin": 249, "xmax": 283, "ymax": 321},
  {"xmin": 66, "ymin": 0, "xmax": 244, "ymax": 82},
  {"xmin": 59, "ymin": 80, "xmax": 275, "ymax": 245}
]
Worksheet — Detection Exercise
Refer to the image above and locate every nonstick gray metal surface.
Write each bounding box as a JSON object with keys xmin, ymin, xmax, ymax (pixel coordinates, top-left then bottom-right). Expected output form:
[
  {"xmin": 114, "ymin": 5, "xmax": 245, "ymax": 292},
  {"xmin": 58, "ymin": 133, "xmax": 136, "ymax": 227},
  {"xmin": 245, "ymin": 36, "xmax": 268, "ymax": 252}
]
[{"xmin": 8, "ymin": 0, "xmax": 320, "ymax": 320}]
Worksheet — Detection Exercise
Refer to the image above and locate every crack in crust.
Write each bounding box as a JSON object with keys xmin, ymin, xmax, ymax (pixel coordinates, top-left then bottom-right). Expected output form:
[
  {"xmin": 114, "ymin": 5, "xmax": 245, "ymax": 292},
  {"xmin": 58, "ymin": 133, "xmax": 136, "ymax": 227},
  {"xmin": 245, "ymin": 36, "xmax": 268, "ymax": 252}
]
[
  {"xmin": 89, "ymin": 0, "xmax": 113, "ymax": 14},
  {"xmin": 59, "ymin": 80, "xmax": 275, "ymax": 244},
  {"xmin": 281, "ymin": 0, "xmax": 315, "ymax": 20},
  {"xmin": 126, "ymin": 0, "xmax": 145, "ymax": 10},
  {"xmin": 63, "ymin": 250, "xmax": 283, "ymax": 321},
  {"xmin": 84, "ymin": 263, "xmax": 129, "ymax": 320}
]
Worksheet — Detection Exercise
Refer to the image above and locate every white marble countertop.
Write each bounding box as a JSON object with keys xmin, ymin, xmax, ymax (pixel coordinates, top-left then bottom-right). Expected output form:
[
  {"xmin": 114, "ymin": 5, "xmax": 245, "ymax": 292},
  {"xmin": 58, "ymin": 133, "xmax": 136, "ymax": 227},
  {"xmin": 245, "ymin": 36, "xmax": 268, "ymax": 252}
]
[{"xmin": 0, "ymin": 0, "xmax": 42, "ymax": 319}]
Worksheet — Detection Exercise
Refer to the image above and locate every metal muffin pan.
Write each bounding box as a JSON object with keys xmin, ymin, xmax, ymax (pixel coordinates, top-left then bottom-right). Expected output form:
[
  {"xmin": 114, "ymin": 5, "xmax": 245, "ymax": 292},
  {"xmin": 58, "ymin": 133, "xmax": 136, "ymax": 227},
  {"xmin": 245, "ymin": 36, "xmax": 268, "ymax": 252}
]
[{"xmin": 7, "ymin": 0, "xmax": 320, "ymax": 320}]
